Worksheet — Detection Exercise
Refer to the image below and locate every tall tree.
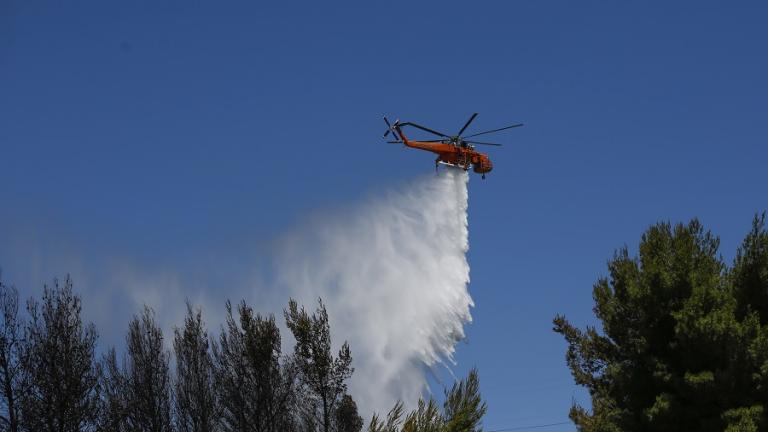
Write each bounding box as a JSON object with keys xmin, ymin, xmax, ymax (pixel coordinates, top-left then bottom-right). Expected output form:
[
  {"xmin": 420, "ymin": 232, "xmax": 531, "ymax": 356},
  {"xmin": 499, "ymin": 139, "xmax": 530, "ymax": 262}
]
[
  {"xmin": 124, "ymin": 306, "xmax": 172, "ymax": 432},
  {"xmin": 285, "ymin": 298, "xmax": 354, "ymax": 432},
  {"xmin": 554, "ymin": 218, "xmax": 768, "ymax": 431},
  {"xmin": 0, "ymin": 280, "xmax": 23, "ymax": 432},
  {"xmin": 213, "ymin": 300, "xmax": 294, "ymax": 432},
  {"xmin": 174, "ymin": 302, "xmax": 218, "ymax": 432},
  {"xmin": 20, "ymin": 276, "xmax": 101, "ymax": 432}
]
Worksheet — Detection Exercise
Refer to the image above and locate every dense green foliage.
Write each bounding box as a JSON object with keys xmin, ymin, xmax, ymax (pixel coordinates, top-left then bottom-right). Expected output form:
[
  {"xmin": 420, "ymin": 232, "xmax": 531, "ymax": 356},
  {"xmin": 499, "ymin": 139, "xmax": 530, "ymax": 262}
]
[{"xmin": 555, "ymin": 215, "xmax": 768, "ymax": 431}]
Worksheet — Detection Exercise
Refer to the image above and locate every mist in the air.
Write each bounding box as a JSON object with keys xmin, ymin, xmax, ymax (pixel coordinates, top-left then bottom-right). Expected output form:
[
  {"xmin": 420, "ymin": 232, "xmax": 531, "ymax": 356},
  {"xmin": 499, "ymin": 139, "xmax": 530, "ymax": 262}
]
[
  {"xmin": 0, "ymin": 168, "xmax": 474, "ymax": 417},
  {"xmin": 271, "ymin": 168, "xmax": 473, "ymax": 415}
]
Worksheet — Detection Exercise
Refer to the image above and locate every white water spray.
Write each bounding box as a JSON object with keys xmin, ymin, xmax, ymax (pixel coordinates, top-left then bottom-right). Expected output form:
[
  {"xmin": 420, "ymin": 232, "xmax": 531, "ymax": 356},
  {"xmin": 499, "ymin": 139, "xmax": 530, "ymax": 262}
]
[
  {"xmin": 0, "ymin": 164, "xmax": 474, "ymax": 417},
  {"xmin": 273, "ymin": 168, "xmax": 472, "ymax": 415}
]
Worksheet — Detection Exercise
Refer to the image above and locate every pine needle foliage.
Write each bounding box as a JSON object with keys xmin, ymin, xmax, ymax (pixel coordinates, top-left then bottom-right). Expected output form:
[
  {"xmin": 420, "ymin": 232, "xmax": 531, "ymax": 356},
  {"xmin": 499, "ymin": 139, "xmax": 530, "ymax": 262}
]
[
  {"xmin": 555, "ymin": 215, "xmax": 768, "ymax": 431},
  {"xmin": 369, "ymin": 368, "xmax": 486, "ymax": 432}
]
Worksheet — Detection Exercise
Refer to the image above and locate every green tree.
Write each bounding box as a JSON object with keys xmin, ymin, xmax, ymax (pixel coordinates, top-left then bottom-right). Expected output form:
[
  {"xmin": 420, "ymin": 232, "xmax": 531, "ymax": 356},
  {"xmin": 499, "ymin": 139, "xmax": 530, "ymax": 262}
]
[
  {"xmin": 732, "ymin": 214, "xmax": 768, "ymax": 323},
  {"xmin": 368, "ymin": 369, "xmax": 486, "ymax": 432},
  {"xmin": 730, "ymin": 214, "xmax": 768, "ymax": 427},
  {"xmin": 554, "ymin": 217, "xmax": 768, "ymax": 431},
  {"xmin": 442, "ymin": 369, "xmax": 486, "ymax": 432},
  {"xmin": 401, "ymin": 399, "xmax": 443, "ymax": 432},
  {"xmin": 284, "ymin": 298, "xmax": 356, "ymax": 432}
]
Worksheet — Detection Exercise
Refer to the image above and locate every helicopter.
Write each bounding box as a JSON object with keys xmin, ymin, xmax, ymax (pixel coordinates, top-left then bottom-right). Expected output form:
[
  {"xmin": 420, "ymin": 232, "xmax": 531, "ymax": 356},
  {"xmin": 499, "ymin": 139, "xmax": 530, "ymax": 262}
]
[{"xmin": 382, "ymin": 113, "xmax": 522, "ymax": 179}]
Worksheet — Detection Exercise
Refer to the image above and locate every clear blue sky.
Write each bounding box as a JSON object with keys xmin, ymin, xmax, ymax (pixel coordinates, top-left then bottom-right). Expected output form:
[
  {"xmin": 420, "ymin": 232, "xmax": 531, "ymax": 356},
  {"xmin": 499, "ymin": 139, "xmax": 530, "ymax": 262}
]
[{"xmin": 1, "ymin": 1, "xmax": 767, "ymax": 430}]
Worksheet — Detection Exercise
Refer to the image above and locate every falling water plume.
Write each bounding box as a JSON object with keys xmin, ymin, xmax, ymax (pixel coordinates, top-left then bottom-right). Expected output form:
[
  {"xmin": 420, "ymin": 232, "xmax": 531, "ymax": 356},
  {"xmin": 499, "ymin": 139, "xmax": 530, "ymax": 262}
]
[{"xmin": 273, "ymin": 168, "xmax": 473, "ymax": 415}]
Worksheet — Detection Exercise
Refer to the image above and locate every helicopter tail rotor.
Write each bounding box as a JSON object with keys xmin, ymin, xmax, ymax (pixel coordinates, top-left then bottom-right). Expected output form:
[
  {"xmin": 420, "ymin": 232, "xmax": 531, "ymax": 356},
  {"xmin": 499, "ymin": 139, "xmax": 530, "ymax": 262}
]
[{"xmin": 383, "ymin": 116, "xmax": 402, "ymax": 142}]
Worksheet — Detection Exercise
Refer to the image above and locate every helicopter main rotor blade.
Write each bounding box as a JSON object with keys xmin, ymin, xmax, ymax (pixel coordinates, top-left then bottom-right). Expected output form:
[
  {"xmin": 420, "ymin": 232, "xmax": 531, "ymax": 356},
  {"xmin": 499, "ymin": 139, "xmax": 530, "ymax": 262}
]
[
  {"xmin": 399, "ymin": 122, "xmax": 450, "ymax": 138},
  {"xmin": 457, "ymin": 113, "xmax": 478, "ymax": 136},
  {"xmin": 464, "ymin": 123, "xmax": 523, "ymax": 138},
  {"xmin": 465, "ymin": 140, "xmax": 503, "ymax": 146}
]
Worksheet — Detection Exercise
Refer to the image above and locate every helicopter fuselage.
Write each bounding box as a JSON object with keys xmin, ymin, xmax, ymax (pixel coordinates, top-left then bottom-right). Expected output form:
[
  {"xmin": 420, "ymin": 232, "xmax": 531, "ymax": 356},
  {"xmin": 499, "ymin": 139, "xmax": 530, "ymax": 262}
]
[{"xmin": 404, "ymin": 140, "xmax": 493, "ymax": 174}]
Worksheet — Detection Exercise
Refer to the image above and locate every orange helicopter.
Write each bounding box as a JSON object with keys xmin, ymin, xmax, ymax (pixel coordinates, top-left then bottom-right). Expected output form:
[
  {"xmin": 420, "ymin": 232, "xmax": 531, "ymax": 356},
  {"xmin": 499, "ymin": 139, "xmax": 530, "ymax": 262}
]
[{"xmin": 383, "ymin": 113, "xmax": 522, "ymax": 179}]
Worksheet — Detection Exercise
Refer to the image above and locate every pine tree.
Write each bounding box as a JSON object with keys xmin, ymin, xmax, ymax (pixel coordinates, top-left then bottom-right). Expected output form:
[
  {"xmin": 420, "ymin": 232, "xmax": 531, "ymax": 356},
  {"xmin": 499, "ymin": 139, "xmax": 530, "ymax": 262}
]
[
  {"xmin": 285, "ymin": 298, "xmax": 355, "ymax": 432},
  {"xmin": 213, "ymin": 300, "xmax": 295, "ymax": 432},
  {"xmin": 174, "ymin": 302, "xmax": 218, "ymax": 432},
  {"xmin": 443, "ymin": 369, "xmax": 486, "ymax": 432},
  {"xmin": 402, "ymin": 399, "xmax": 443, "ymax": 432},
  {"xmin": 732, "ymin": 214, "xmax": 768, "ymax": 322},
  {"xmin": 20, "ymin": 277, "xmax": 101, "ymax": 432},
  {"xmin": 554, "ymin": 217, "xmax": 768, "ymax": 431},
  {"xmin": 123, "ymin": 306, "xmax": 172, "ymax": 432},
  {"xmin": 368, "ymin": 369, "xmax": 486, "ymax": 432},
  {"xmin": 730, "ymin": 213, "xmax": 768, "ymax": 427}
]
